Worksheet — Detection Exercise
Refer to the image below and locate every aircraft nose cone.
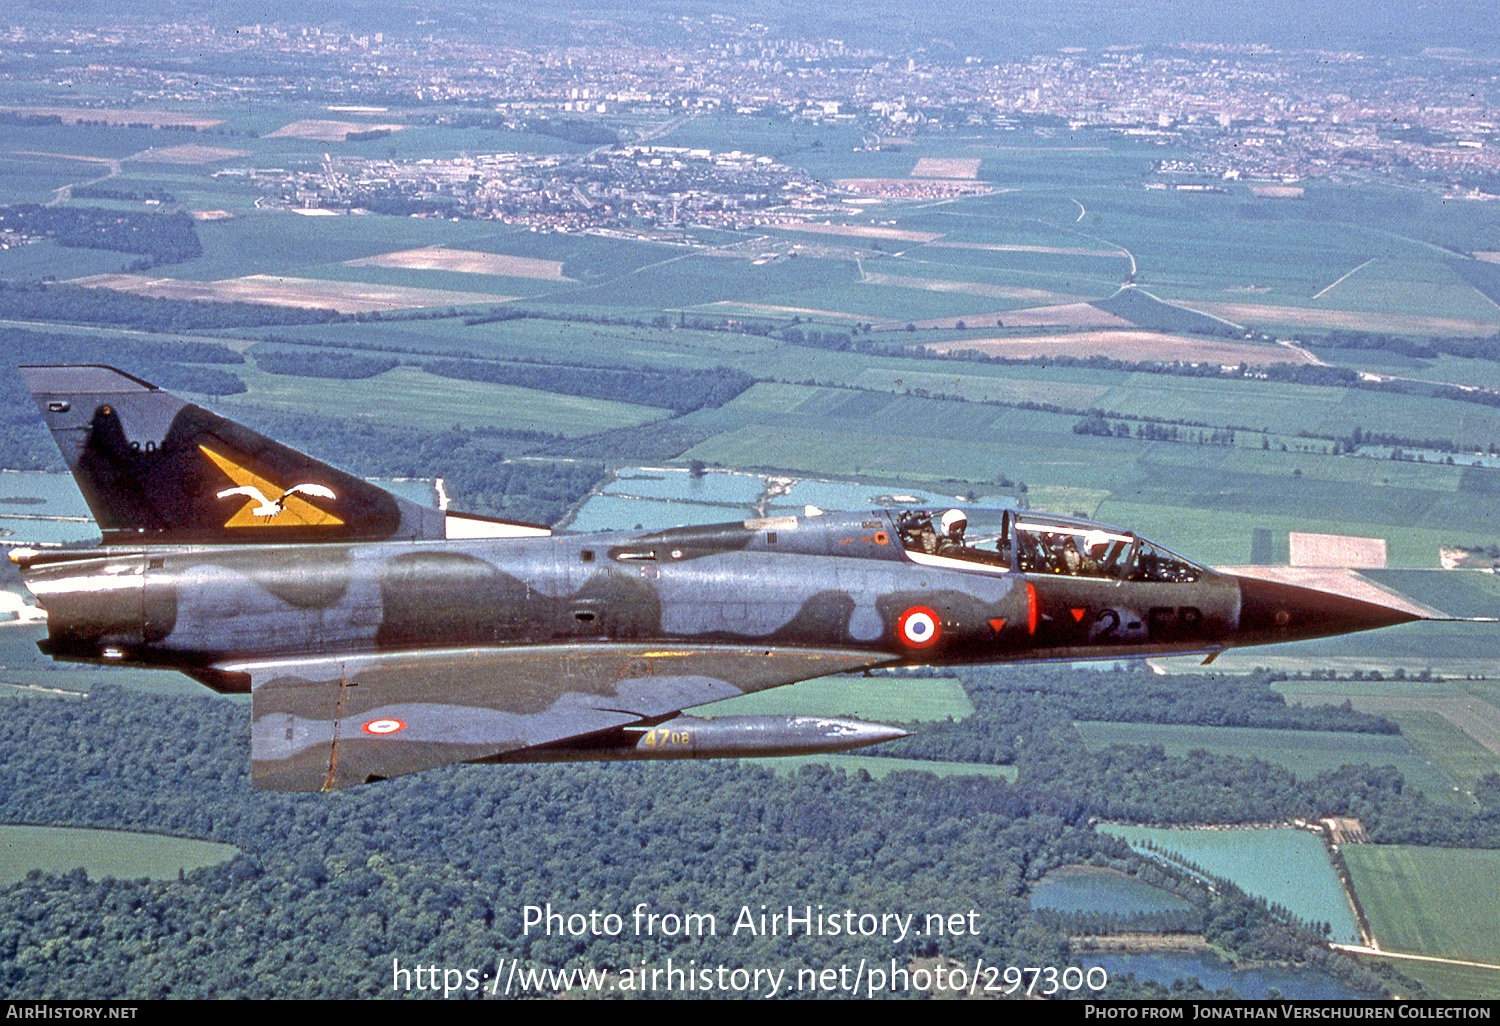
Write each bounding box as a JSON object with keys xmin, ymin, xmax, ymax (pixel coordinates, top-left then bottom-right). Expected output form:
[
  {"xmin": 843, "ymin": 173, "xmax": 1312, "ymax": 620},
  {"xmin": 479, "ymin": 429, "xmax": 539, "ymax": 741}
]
[
  {"xmin": 1234, "ymin": 574, "xmax": 1422, "ymax": 643},
  {"xmin": 807, "ymin": 717, "xmax": 911, "ymax": 750}
]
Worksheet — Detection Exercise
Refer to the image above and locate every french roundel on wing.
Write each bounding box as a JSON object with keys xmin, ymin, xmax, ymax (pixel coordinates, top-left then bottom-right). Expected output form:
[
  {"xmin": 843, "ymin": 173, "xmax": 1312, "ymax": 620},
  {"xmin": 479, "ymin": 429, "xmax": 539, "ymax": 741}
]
[
  {"xmin": 896, "ymin": 606, "xmax": 941, "ymax": 649},
  {"xmin": 362, "ymin": 718, "xmax": 407, "ymax": 736}
]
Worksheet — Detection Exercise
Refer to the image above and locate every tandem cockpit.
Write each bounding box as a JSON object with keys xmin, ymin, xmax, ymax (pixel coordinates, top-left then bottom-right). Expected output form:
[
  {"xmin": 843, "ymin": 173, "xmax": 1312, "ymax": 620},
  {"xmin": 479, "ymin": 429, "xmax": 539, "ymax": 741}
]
[{"xmin": 893, "ymin": 508, "xmax": 1208, "ymax": 583}]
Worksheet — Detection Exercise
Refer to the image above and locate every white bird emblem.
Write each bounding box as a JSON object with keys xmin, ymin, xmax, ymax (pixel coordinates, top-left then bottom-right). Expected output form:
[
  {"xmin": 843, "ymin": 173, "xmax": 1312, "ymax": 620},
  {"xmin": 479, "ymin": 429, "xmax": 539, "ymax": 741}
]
[{"xmin": 216, "ymin": 483, "xmax": 337, "ymax": 517}]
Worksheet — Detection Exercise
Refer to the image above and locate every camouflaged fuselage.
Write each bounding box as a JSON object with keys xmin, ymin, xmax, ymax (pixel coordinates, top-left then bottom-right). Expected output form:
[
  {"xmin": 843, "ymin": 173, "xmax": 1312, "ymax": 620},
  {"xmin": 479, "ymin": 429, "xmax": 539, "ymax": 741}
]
[{"xmin": 30, "ymin": 508, "xmax": 1256, "ymax": 679}]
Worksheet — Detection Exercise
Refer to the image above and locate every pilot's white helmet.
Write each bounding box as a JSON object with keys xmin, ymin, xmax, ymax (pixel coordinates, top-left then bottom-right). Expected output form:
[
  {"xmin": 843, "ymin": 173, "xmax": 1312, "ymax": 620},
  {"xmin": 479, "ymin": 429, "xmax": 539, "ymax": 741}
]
[{"xmin": 940, "ymin": 509, "xmax": 968, "ymax": 535}]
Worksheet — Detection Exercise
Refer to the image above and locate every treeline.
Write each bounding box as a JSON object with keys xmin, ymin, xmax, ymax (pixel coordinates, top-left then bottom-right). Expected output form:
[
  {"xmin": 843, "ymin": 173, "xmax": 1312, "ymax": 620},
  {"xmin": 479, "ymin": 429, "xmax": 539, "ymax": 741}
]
[
  {"xmin": 933, "ymin": 345, "xmax": 1360, "ymax": 387},
  {"xmin": 1074, "ymin": 411, "xmax": 1239, "ymax": 445},
  {"xmin": 779, "ymin": 326, "xmax": 855, "ymax": 350},
  {"xmin": 71, "ymin": 186, "xmax": 177, "ymax": 204},
  {"xmin": 0, "ymin": 325, "xmax": 243, "ymax": 370},
  {"xmin": 421, "ymin": 357, "xmax": 754, "ymax": 415},
  {"xmin": 0, "ymin": 111, "xmax": 63, "ymax": 126},
  {"xmin": 139, "ymin": 365, "xmax": 245, "ymax": 396},
  {"xmin": 1340, "ymin": 424, "xmax": 1490, "ymax": 457},
  {"xmin": 0, "ymin": 205, "xmax": 202, "ymax": 265},
  {"xmin": 253, "ymin": 349, "xmax": 398, "ymax": 379},
  {"xmin": 0, "ymin": 281, "xmax": 343, "ymax": 332},
  {"xmin": 1017, "ymin": 665, "xmax": 1397, "ymax": 733},
  {"xmin": 345, "ymin": 190, "xmax": 459, "ymax": 218},
  {"xmin": 537, "ymin": 418, "xmax": 719, "ymax": 462},
  {"xmin": 1036, "ymin": 907, "xmax": 1204, "ymax": 936},
  {"xmin": 854, "ymin": 660, "xmax": 1500, "ymax": 843}
]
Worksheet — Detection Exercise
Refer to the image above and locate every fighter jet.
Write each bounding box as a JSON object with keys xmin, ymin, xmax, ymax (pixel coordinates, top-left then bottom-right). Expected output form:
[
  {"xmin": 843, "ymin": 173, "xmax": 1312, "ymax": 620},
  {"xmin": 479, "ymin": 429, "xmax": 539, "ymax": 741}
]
[{"xmin": 13, "ymin": 365, "xmax": 1429, "ymax": 791}]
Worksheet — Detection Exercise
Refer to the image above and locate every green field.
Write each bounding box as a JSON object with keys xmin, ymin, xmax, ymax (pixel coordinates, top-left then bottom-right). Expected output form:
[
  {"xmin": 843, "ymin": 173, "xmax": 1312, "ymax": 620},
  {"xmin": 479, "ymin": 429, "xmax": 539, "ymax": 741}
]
[
  {"xmin": 707, "ymin": 674, "xmax": 975, "ymax": 723},
  {"xmin": 1343, "ymin": 845, "xmax": 1500, "ymax": 992},
  {"xmin": 291, "ymin": 260, "xmax": 569, "ymax": 300},
  {"xmin": 1385, "ymin": 960, "xmax": 1500, "ymax": 1002},
  {"xmin": 0, "ymin": 825, "xmax": 239, "ymax": 884},
  {"xmin": 214, "ymin": 363, "xmax": 669, "ymax": 437},
  {"xmin": 1381, "ymin": 711, "xmax": 1500, "ymax": 806},
  {"xmin": 672, "ymin": 372, "xmax": 1498, "ymax": 567},
  {"xmin": 0, "ymin": 239, "xmax": 130, "ymax": 280},
  {"xmin": 537, "ymin": 250, "xmax": 860, "ymax": 310},
  {"xmin": 174, "ymin": 209, "xmax": 495, "ymax": 283}
]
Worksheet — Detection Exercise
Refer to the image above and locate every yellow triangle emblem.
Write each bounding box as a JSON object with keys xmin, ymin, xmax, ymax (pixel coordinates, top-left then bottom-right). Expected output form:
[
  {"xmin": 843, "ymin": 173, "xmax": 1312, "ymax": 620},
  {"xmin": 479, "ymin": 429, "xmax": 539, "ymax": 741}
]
[{"xmin": 201, "ymin": 446, "xmax": 344, "ymax": 528}]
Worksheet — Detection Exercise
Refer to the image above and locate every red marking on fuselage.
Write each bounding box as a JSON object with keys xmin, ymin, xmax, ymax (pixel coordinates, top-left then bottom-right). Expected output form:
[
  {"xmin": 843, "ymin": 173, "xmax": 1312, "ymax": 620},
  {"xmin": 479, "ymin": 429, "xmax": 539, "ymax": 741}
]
[
  {"xmin": 1026, "ymin": 583, "xmax": 1037, "ymax": 636},
  {"xmin": 1070, "ymin": 607, "xmax": 1087, "ymax": 622},
  {"xmin": 989, "ymin": 618, "xmax": 1006, "ymax": 634}
]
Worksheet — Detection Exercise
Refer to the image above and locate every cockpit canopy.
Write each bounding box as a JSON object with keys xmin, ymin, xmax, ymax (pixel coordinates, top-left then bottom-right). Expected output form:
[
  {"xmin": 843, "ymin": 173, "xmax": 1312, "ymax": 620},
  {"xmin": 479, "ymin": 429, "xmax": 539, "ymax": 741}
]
[{"xmin": 894, "ymin": 508, "xmax": 1207, "ymax": 583}]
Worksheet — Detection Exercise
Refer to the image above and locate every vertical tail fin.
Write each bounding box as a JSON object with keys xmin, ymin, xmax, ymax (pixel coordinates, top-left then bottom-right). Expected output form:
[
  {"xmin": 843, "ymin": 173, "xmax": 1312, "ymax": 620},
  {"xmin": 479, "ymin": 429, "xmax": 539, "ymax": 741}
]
[{"xmin": 21, "ymin": 364, "xmax": 449, "ymax": 545}]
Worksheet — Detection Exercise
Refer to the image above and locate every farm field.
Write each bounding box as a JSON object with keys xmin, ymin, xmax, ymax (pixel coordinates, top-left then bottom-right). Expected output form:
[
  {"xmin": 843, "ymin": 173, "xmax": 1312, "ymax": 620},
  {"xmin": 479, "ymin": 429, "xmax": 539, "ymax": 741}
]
[
  {"xmin": 212, "ymin": 363, "xmax": 668, "ymax": 437},
  {"xmin": 1378, "ymin": 711, "xmax": 1500, "ymax": 804},
  {"xmin": 707, "ymin": 674, "xmax": 976, "ymax": 723},
  {"xmin": 0, "ymin": 825, "xmax": 239, "ymax": 884},
  {"xmin": 1385, "ymin": 961, "xmax": 1500, "ymax": 1002},
  {"xmin": 233, "ymin": 316, "xmax": 782, "ymax": 367},
  {"xmin": 1272, "ymin": 678, "xmax": 1500, "ymax": 793},
  {"xmin": 345, "ymin": 246, "xmax": 573, "ymax": 280},
  {"xmin": 72, "ymin": 272, "xmax": 519, "ymax": 313},
  {"xmin": 1343, "ymin": 846, "xmax": 1500, "ymax": 976},
  {"xmin": 925, "ymin": 329, "xmax": 1316, "ymax": 365}
]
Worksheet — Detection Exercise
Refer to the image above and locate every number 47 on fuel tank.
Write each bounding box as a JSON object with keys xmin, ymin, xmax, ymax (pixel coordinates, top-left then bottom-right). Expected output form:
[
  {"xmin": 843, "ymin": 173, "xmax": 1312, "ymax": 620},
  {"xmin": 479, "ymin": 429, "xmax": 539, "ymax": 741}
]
[{"xmin": 14, "ymin": 365, "xmax": 1444, "ymax": 791}]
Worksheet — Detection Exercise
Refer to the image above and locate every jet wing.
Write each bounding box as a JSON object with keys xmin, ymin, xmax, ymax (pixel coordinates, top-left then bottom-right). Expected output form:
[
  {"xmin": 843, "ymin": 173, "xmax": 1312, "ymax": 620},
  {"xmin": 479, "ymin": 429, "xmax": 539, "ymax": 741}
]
[{"xmin": 222, "ymin": 644, "xmax": 889, "ymax": 791}]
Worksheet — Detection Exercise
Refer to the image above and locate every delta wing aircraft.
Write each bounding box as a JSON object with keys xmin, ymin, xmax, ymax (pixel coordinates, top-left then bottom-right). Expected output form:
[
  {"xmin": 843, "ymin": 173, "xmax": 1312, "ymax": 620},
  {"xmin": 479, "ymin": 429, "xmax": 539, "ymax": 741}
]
[{"xmin": 15, "ymin": 366, "xmax": 1431, "ymax": 791}]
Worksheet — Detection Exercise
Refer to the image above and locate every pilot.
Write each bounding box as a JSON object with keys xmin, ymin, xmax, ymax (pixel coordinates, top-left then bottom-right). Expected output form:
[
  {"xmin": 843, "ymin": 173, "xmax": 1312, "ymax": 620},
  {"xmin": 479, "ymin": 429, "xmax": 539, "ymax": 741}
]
[
  {"xmin": 937, "ymin": 509, "xmax": 967, "ymax": 555},
  {"xmin": 1081, "ymin": 530, "xmax": 1111, "ymax": 575},
  {"xmin": 900, "ymin": 514, "xmax": 936, "ymax": 554}
]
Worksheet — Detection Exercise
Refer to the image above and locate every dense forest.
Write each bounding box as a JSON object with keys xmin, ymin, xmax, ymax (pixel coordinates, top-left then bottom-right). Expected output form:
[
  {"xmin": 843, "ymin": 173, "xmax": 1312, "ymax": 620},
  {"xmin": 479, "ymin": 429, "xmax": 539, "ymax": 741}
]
[
  {"xmin": 0, "ymin": 667, "xmax": 1418, "ymax": 1000},
  {"xmin": 0, "ymin": 205, "xmax": 202, "ymax": 266},
  {"xmin": 253, "ymin": 349, "xmax": 400, "ymax": 379}
]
